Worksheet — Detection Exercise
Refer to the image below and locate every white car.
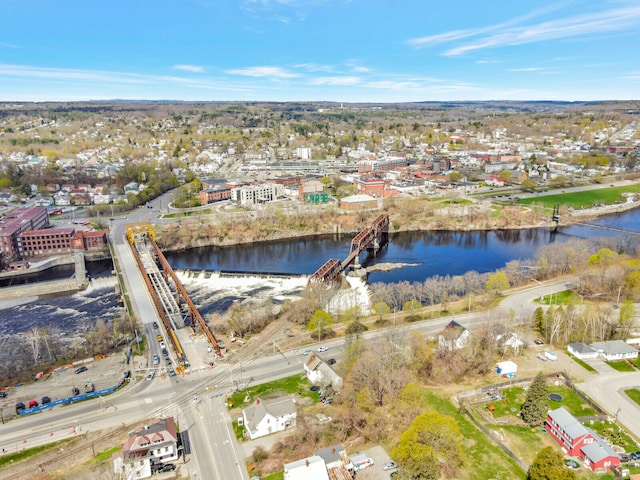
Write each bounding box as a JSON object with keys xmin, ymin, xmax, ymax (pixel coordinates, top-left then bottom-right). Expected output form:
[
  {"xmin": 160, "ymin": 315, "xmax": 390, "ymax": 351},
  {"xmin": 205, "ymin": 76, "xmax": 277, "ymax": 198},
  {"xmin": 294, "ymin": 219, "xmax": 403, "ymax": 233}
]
[
  {"xmin": 145, "ymin": 370, "xmax": 155, "ymax": 381},
  {"xmin": 317, "ymin": 346, "xmax": 328, "ymax": 352}
]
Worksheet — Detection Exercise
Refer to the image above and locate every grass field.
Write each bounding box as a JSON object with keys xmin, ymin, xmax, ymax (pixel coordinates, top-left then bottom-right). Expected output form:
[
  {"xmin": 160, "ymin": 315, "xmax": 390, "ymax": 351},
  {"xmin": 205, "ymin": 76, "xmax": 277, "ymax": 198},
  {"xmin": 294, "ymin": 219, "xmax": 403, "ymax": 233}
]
[
  {"xmin": 625, "ymin": 388, "xmax": 640, "ymax": 406},
  {"xmin": 227, "ymin": 374, "xmax": 315, "ymax": 410},
  {"xmin": 426, "ymin": 390, "xmax": 526, "ymax": 480},
  {"xmin": 486, "ymin": 384, "xmax": 596, "ymax": 420},
  {"xmin": 517, "ymin": 184, "xmax": 640, "ymax": 210},
  {"xmin": 606, "ymin": 360, "xmax": 636, "ymax": 372}
]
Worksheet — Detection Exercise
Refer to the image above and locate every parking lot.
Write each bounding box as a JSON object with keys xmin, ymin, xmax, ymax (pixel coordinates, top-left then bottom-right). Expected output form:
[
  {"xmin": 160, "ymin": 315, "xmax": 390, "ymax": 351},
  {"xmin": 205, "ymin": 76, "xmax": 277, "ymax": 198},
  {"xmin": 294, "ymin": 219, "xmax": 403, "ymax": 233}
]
[
  {"xmin": 0, "ymin": 352, "xmax": 128, "ymax": 419},
  {"xmin": 352, "ymin": 445, "xmax": 397, "ymax": 480}
]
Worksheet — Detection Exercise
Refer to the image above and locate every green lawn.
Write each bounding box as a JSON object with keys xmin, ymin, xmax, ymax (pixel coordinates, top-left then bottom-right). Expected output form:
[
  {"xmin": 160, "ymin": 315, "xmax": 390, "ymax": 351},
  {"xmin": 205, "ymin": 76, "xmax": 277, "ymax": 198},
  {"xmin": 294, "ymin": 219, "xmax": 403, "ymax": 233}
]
[
  {"xmin": 567, "ymin": 353, "xmax": 598, "ymax": 373},
  {"xmin": 605, "ymin": 360, "xmax": 636, "ymax": 372},
  {"xmin": 535, "ymin": 290, "xmax": 579, "ymax": 305},
  {"xmin": 625, "ymin": 388, "xmax": 640, "ymax": 406},
  {"xmin": 426, "ymin": 390, "xmax": 526, "ymax": 480},
  {"xmin": 517, "ymin": 184, "xmax": 640, "ymax": 210},
  {"xmin": 227, "ymin": 374, "xmax": 315, "ymax": 410},
  {"xmin": 0, "ymin": 439, "xmax": 74, "ymax": 469},
  {"xmin": 487, "ymin": 385, "xmax": 595, "ymax": 420}
]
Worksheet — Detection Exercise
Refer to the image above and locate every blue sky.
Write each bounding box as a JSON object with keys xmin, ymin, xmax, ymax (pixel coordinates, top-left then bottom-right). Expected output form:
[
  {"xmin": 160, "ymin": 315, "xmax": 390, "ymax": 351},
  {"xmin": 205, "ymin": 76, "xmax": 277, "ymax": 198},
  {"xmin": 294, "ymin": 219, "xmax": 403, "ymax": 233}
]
[{"xmin": 1, "ymin": 0, "xmax": 640, "ymax": 102}]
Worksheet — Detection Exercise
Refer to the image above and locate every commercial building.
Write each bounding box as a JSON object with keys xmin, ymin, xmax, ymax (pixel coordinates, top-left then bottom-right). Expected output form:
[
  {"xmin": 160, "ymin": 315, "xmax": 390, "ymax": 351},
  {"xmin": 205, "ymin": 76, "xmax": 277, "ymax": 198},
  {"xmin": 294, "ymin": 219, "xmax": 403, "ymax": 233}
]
[
  {"xmin": 0, "ymin": 207, "xmax": 49, "ymax": 257},
  {"xmin": 231, "ymin": 183, "xmax": 284, "ymax": 205}
]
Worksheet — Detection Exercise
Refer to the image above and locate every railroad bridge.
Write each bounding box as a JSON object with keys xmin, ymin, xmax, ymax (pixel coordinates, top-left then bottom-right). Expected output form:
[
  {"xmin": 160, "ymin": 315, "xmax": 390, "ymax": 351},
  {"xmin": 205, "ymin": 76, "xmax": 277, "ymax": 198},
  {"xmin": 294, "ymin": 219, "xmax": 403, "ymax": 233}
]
[
  {"xmin": 126, "ymin": 223, "xmax": 222, "ymax": 370},
  {"xmin": 309, "ymin": 214, "xmax": 389, "ymax": 283}
]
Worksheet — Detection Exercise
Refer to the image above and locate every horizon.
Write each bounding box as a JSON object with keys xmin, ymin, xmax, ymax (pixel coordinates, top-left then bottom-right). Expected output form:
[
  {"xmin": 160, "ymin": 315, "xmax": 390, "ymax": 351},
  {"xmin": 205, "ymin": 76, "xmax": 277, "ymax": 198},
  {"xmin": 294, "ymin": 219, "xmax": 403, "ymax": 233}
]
[{"xmin": 2, "ymin": 1, "xmax": 640, "ymax": 103}]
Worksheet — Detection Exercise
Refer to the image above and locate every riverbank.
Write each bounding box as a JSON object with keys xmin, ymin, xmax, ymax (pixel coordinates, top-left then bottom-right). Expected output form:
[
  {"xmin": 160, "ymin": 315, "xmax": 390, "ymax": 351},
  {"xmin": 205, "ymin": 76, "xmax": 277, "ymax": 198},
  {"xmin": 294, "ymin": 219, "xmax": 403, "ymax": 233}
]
[{"xmin": 156, "ymin": 198, "xmax": 640, "ymax": 253}]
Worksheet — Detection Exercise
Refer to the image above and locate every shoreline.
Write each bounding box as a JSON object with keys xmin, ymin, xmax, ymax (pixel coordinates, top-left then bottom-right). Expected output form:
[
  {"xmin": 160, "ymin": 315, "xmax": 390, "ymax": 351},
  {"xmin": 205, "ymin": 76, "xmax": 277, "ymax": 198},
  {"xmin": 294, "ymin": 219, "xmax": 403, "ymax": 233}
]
[{"xmin": 157, "ymin": 201, "xmax": 640, "ymax": 253}]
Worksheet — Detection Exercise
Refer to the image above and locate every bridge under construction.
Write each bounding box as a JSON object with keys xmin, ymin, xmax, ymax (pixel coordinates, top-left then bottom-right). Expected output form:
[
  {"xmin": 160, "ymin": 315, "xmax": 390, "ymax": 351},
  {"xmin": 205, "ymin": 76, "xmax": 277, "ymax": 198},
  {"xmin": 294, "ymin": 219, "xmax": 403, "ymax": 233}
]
[
  {"xmin": 126, "ymin": 223, "xmax": 222, "ymax": 370},
  {"xmin": 309, "ymin": 214, "xmax": 389, "ymax": 283}
]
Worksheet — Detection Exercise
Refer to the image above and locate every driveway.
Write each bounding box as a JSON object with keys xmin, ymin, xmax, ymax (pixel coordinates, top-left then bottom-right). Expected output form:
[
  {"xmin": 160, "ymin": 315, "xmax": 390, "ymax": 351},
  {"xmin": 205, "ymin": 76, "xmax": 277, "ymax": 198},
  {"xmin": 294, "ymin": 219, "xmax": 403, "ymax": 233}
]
[{"xmin": 353, "ymin": 445, "xmax": 396, "ymax": 480}]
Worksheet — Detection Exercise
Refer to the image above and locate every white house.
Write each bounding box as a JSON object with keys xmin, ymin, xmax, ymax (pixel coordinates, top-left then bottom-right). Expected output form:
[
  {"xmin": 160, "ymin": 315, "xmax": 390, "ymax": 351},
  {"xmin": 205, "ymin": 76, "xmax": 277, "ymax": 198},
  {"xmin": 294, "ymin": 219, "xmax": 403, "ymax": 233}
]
[
  {"xmin": 242, "ymin": 396, "xmax": 297, "ymax": 440},
  {"xmin": 284, "ymin": 455, "xmax": 330, "ymax": 480},
  {"xmin": 438, "ymin": 320, "xmax": 471, "ymax": 351},
  {"xmin": 304, "ymin": 354, "xmax": 344, "ymax": 391},
  {"xmin": 590, "ymin": 340, "xmax": 638, "ymax": 361},
  {"xmin": 567, "ymin": 342, "xmax": 598, "ymax": 360},
  {"xmin": 113, "ymin": 417, "xmax": 179, "ymax": 480}
]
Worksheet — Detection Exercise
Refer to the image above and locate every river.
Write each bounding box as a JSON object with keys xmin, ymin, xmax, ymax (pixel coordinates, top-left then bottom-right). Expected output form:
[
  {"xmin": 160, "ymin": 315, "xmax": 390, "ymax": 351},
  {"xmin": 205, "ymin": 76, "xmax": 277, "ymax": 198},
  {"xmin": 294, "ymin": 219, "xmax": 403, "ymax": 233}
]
[{"xmin": 164, "ymin": 208, "xmax": 640, "ymax": 284}]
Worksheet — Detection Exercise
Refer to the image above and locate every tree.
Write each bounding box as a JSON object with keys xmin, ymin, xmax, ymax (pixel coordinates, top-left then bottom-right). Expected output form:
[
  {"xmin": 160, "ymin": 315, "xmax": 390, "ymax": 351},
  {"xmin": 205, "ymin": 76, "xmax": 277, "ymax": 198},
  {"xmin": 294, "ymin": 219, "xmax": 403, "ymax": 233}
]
[
  {"xmin": 372, "ymin": 301, "xmax": 391, "ymax": 323},
  {"xmin": 448, "ymin": 170, "xmax": 462, "ymax": 183},
  {"xmin": 528, "ymin": 446, "xmax": 577, "ymax": 480},
  {"xmin": 307, "ymin": 310, "xmax": 334, "ymax": 340},
  {"xmin": 521, "ymin": 372, "xmax": 548, "ymax": 427},
  {"xmin": 391, "ymin": 411, "xmax": 464, "ymax": 479},
  {"xmin": 485, "ymin": 272, "xmax": 510, "ymax": 295}
]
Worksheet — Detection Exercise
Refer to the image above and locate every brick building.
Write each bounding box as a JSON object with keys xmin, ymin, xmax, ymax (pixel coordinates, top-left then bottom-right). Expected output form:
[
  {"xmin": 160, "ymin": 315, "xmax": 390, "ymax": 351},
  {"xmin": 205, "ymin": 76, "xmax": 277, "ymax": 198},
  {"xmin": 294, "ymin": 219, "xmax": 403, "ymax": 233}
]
[{"xmin": 0, "ymin": 207, "xmax": 49, "ymax": 257}]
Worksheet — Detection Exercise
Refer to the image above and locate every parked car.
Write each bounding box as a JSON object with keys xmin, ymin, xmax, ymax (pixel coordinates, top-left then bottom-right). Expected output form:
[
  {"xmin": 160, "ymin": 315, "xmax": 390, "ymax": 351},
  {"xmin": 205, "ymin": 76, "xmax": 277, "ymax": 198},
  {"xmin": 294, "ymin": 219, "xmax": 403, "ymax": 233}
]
[
  {"xmin": 159, "ymin": 341, "xmax": 166, "ymax": 349},
  {"xmin": 152, "ymin": 355, "xmax": 160, "ymax": 365},
  {"xmin": 146, "ymin": 371, "xmax": 155, "ymax": 381},
  {"xmin": 161, "ymin": 463, "xmax": 176, "ymax": 472},
  {"xmin": 168, "ymin": 368, "xmax": 176, "ymax": 377},
  {"xmin": 161, "ymin": 348, "xmax": 169, "ymax": 356},
  {"xmin": 0, "ymin": 390, "xmax": 7, "ymax": 398},
  {"xmin": 318, "ymin": 346, "xmax": 328, "ymax": 352},
  {"xmin": 156, "ymin": 335, "xmax": 163, "ymax": 342},
  {"xmin": 42, "ymin": 396, "xmax": 51, "ymax": 404},
  {"xmin": 383, "ymin": 461, "xmax": 398, "ymax": 470},
  {"xmin": 152, "ymin": 321, "xmax": 159, "ymax": 329},
  {"xmin": 303, "ymin": 350, "xmax": 312, "ymax": 356},
  {"xmin": 72, "ymin": 387, "xmax": 80, "ymax": 396},
  {"xmin": 15, "ymin": 402, "xmax": 25, "ymax": 413},
  {"xmin": 75, "ymin": 366, "xmax": 88, "ymax": 374}
]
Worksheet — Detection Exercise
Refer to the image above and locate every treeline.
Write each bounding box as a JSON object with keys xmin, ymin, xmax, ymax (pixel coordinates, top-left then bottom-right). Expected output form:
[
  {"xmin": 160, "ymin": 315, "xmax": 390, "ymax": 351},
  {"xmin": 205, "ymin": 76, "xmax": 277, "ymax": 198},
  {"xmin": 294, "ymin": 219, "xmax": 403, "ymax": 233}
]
[{"xmin": 0, "ymin": 317, "xmax": 131, "ymax": 384}]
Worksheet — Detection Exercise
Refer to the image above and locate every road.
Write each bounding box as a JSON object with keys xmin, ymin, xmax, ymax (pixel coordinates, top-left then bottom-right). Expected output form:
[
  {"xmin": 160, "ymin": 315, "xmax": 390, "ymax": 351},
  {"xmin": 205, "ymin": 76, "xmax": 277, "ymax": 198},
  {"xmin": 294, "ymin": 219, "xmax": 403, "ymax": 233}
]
[{"xmin": 4, "ymin": 194, "xmax": 640, "ymax": 478}]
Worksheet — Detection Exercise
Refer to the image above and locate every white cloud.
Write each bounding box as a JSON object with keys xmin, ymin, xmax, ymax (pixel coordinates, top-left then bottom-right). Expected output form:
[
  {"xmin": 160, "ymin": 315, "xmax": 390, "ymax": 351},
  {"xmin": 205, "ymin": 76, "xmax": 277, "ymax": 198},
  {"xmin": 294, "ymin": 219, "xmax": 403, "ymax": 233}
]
[
  {"xmin": 294, "ymin": 63, "xmax": 338, "ymax": 73},
  {"xmin": 172, "ymin": 64, "xmax": 205, "ymax": 73},
  {"xmin": 225, "ymin": 66, "xmax": 300, "ymax": 78},
  {"xmin": 309, "ymin": 76, "xmax": 361, "ymax": 86},
  {"xmin": 444, "ymin": 6, "xmax": 640, "ymax": 56},
  {"xmin": 509, "ymin": 67, "xmax": 546, "ymax": 72}
]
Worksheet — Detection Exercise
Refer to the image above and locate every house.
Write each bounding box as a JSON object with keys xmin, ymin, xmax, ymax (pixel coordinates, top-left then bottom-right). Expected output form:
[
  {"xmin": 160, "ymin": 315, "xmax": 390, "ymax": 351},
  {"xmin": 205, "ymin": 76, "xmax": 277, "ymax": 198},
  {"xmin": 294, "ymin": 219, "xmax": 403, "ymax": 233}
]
[
  {"xmin": 304, "ymin": 353, "xmax": 343, "ymax": 391},
  {"xmin": 242, "ymin": 396, "xmax": 297, "ymax": 440},
  {"xmin": 567, "ymin": 342, "xmax": 598, "ymax": 360},
  {"xmin": 590, "ymin": 340, "xmax": 638, "ymax": 361},
  {"xmin": 545, "ymin": 407, "xmax": 620, "ymax": 471},
  {"xmin": 112, "ymin": 416, "xmax": 179, "ymax": 480},
  {"xmin": 438, "ymin": 320, "xmax": 471, "ymax": 350},
  {"xmin": 284, "ymin": 455, "xmax": 330, "ymax": 480},
  {"xmin": 484, "ymin": 176, "xmax": 505, "ymax": 187},
  {"xmin": 314, "ymin": 445, "xmax": 354, "ymax": 479}
]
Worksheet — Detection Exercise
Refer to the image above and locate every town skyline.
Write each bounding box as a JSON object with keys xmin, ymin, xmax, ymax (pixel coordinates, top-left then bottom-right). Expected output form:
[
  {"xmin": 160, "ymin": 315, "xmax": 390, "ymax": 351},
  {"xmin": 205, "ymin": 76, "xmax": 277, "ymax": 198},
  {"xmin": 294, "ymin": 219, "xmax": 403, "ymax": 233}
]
[{"xmin": 2, "ymin": 0, "xmax": 640, "ymax": 102}]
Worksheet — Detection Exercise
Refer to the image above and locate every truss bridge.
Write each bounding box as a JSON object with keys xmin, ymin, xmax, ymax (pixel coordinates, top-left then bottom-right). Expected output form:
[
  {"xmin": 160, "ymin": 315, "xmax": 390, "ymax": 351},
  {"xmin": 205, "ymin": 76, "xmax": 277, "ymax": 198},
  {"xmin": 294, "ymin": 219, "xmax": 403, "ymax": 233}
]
[{"xmin": 309, "ymin": 214, "xmax": 389, "ymax": 283}]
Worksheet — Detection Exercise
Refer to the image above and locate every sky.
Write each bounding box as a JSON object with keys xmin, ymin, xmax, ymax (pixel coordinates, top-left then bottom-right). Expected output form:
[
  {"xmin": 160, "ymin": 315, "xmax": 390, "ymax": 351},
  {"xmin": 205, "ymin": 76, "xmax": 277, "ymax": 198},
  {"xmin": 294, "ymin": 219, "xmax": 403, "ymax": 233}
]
[{"xmin": 1, "ymin": 0, "xmax": 640, "ymax": 103}]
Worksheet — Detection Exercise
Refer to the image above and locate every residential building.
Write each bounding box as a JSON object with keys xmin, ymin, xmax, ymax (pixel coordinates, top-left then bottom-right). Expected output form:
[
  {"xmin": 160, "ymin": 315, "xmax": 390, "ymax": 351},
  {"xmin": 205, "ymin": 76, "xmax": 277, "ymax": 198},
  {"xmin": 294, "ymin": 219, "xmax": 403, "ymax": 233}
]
[
  {"xmin": 314, "ymin": 445, "xmax": 354, "ymax": 480},
  {"xmin": 284, "ymin": 455, "xmax": 330, "ymax": 480},
  {"xmin": 590, "ymin": 340, "xmax": 638, "ymax": 361},
  {"xmin": 200, "ymin": 185, "xmax": 232, "ymax": 204},
  {"xmin": 0, "ymin": 207, "xmax": 49, "ymax": 257},
  {"xmin": 545, "ymin": 407, "xmax": 620, "ymax": 470},
  {"xmin": 567, "ymin": 343, "xmax": 598, "ymax": 360},
  {"xmin": 242, "ymin": 396, "xmax": 297, "ymax": 440},
  {"xmin": 113, "ymin": 417, "xmax": 179, "ymax": 480},
  {"xmin": 304, "ymin": 354, "xmax": 343, "ymax": 391},
  {"xmin": 438, "ymin": 320, "xmax": 471, "ymax": 351},
  {"xmin": 231, "ymin": 183, "xmax": 284, "ymax": 205}
]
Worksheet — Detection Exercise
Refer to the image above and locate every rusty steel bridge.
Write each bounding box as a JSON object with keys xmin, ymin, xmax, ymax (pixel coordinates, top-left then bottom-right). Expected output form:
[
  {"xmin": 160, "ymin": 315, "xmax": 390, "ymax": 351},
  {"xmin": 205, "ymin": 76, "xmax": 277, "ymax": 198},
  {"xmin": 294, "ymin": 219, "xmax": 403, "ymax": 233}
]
[{"xmin": 309, "ymin": 214, "xmax": 389, "ymax": 283}]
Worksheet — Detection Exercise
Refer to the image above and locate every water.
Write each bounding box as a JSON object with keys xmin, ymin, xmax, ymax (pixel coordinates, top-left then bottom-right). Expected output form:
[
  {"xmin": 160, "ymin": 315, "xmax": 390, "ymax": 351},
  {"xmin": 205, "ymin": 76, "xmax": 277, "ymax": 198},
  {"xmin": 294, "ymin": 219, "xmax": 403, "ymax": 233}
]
[
  {"xmin": 2, "ymin": 208, "xmax": 638, "ymax": 339},
  {"xmin": 164, "ymin": 208, "xmax": 640, "ymax": 284}
]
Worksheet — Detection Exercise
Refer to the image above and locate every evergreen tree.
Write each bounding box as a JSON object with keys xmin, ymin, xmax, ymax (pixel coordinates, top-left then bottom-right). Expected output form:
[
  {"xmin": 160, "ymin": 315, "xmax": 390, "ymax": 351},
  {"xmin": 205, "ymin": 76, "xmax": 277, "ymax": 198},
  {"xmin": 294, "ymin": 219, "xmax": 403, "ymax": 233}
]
[{"xmin": 521, "ymin": 372, "xmax": 548, "ymax": 427}]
